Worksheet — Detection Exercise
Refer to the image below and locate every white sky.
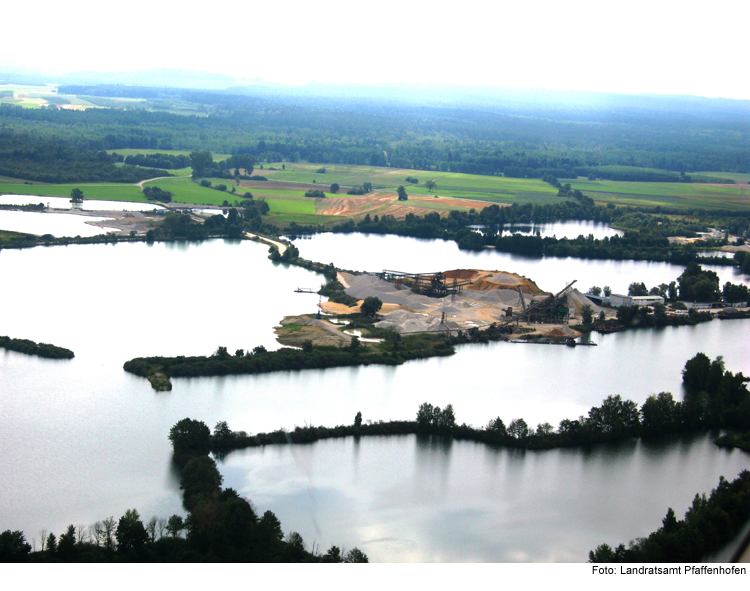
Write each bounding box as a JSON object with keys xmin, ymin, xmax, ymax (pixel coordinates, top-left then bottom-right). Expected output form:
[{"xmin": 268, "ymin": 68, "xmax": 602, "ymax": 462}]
[{"xmin": 3, "ymin": 0, "xmax": 748, "ymax": 99}]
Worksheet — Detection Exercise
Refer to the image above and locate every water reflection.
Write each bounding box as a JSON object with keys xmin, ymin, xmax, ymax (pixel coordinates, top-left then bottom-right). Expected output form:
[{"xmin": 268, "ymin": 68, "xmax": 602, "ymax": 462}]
[
  {"xmin": 0, "ymin": 237, "xmax": 748, "ymax": 562},
  {"xmin": 0, "ymin": 194, "xmax": 165, "ymax": 212},
  {"xmin": 292, "ymin": 232, "xmax": 750, "ymax": 294},
  {"xmin": 471, "ymin": 220, "xmax": 623, "ymax": 240},
  {"xmin": 0, "ymin": 209, "xmax": 119, "ymax": 237},
  {"xmin": 219, "ymin": 432, "xmax": 749, "ymax": 562}
]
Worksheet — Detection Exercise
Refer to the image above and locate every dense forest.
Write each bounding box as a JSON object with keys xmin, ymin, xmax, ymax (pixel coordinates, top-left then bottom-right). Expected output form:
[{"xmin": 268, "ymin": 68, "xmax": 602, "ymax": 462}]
[{"xmin": 2, "ymin": 81, "xmax": 750, "ymax": 182}]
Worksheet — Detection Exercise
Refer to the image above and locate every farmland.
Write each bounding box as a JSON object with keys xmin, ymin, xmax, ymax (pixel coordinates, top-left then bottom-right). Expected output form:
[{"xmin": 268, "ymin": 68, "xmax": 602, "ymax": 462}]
[
  {"xmin": 3, "ymin": 149, "xmax": 750, "ymax": 226},
  {"xmin": 0, "ymin": 181, "xmax": 145, "ymax": 202}
]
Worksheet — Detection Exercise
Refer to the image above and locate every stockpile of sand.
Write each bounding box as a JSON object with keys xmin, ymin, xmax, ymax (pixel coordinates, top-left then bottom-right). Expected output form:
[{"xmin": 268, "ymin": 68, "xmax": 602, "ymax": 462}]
[
  {"xmin": 544, "ymin": 326, "xmax": 582, "ymax": 338},
  {"xmin": 375, "ymin": 309, "xmax": 461, "ymax": 334},
  {"xmin": 566, "ymin": 288, "xmax": 603, "ymax": 316},
  {"xmin": 343, "ymin": 273, "xmax": 449, "ymax": 310}
]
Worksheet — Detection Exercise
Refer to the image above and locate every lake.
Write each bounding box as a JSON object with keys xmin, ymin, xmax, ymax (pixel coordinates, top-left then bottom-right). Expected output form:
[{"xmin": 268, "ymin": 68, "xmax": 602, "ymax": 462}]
[
  {"xmin": 0, "ymin": 194, "xmax": 165, "ymax": 212},
  {"xmin": 0, "ymin": 210, "xmax": 120, "ymax": 237},
  {"xmin": 0, "ymin": 235, "xmax": 748, "ymax": 561},
  {"xmin": 291, "ymin": 232, "xmax": 750, "ymax": 295}
]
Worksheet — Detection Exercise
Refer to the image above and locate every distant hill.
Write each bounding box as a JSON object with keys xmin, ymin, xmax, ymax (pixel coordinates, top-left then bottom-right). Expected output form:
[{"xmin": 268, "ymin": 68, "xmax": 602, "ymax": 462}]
[
  {"xmin": 63, "ymin": 68, "xmax": 237, "ymax": 90},
  {"xmin": 0, "ymin": 68, "xmax": 237, "ymax": 90}
]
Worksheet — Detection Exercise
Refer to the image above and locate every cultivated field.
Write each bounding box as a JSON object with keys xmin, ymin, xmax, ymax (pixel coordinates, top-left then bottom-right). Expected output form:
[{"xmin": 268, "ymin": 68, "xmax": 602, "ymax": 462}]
[
  {"xmin": 4, "ymin": 152, "xmax": 750, "ymax": 229},
  {"xmin": 0, "ymin": 181, "xmax": 145, "ymax": 202},
  {"xmin": 569, "ymin": 179, "xmax": 750, "ymax": 210}
]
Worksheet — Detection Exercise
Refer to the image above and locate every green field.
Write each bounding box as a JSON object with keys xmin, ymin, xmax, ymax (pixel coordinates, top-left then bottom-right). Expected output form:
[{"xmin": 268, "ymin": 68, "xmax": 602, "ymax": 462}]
[
  {"xmin": 142, "ymin": 177, "xmax": 227, "ymax": 205},
  {"xmin": 261, "ymin": 163, "xmax": 560, "ymax": 205},
  {"xmin": 3, "ymin": 160, "xmax": 750, "ymax": 231},
  {"xmin": 264, "ymin": 198, "xmax": 317, "ymax": 215},
  {"xmin": 0, "ymin": 181, "xmax": 145, "ymax": 202},
  {"xmin": 569, "ymin": 179, "xmax": 750, "ymax": 210}
]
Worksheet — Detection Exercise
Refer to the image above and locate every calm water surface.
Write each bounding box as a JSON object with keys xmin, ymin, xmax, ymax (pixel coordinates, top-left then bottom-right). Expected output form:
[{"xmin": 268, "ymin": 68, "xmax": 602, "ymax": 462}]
[
  {"xmin": 1, "ymin": 236, "xmax": 748, "ymax": 561},
  {"xmin": 292, "ymin": 233, "xmax": 750, "ymax": 294},
  {"xmin": 0, "ymin": 210, "xmax": 121, "ymax": 237},
  {"xmin": 478, "ymin": 219, "xmax": 623, "ymax": 239},
  {"xmin": 0, "ymin": 194, "xmax": 166, "ymax": 212}
]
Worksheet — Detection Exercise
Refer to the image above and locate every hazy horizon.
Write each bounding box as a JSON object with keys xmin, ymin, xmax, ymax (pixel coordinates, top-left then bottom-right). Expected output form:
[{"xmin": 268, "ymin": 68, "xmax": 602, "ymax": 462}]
[{"xmin": 2, "ymin": 0, "xmax": 747, "ymax": 101}]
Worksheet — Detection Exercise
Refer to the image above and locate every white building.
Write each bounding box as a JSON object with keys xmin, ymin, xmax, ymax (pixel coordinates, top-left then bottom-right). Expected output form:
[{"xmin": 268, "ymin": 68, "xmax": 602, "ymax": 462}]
[{"xmin": 609, "ymin": 294, "xmax": 665, "ymax": 307}]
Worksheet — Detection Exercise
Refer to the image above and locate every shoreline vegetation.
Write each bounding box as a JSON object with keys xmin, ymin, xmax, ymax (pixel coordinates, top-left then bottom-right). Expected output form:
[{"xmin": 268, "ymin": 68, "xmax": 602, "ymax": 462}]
[
  {"xmin": 123, "ymin": 306, "xmax": 719, "ymax": 391},
  {"xmin": 193, "ymin": 354, "xmax": 750, "ymax": 455},
  {"xmin": 0, "ymin": 335, "xmax": 74, "ymax": 359},
  {"xmin": 2, "ymin": 198, "xmax": 749, "ymax": 278},
  {"xmin": 588, "ymin": 470, "xmax": 750, "ymax": 563}
]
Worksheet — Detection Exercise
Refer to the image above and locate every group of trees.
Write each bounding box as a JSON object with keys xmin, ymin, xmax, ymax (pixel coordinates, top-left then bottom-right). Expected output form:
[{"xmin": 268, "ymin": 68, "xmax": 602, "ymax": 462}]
[
  {"xmin": 142, "ymin": 186, "xmax": 172, "ymax": 202},
  {"xmin": 0, "ymin": 127, "xmax": 169, "ymax": 183},
  {"xmin": 165, "ymin": 417, "xmax": 368, "ymax": 562},
  {"xmin": 678, "ymin": 262, "xmax": 721, "ymax": 302},
  {"xmin": 281, "ymin": 201, "xmax": 749, "ymax": 275},
  {"xmin": 416, "ymin": 403, "xmax": 456, "ymax": 430},
  {"xmin": 0, "ymin": 335, "xmax": 74, "ymax": 359},
  {"xmin": 146, "ymin": 199, "xmax": 271, "ymax": 241},
  {"xmin": 124, "ymin": 153, "xmax": 190, "ymax": 169},
  {"xmin": 186, "ymin": 353, "xmax": 748, "ymax": 456},
  {"xmin": 124, "ymin": 329, "xmax": 457, "ymax": 390},
  {"xmin": 414, "ymin": 354, "xmax": 749, "ymax": 448},
  {"xmin": 589, "ymin": 470, "xmax": 750, "ymax": 562},
  {"xmin": 189, "ymin": 151, "xmax": 255, "ymax": 179},
  {"xmin": 4, "ymin": 83, "xmax": 750, "ymax": 186}
]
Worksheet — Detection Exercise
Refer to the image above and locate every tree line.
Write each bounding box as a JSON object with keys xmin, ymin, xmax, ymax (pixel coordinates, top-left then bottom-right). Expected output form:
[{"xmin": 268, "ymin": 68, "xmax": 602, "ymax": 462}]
[
  {"xmin": 172, "ymin": 354, "xmax": 749, "ymax": 454},
  {"xmin": 0, "ymin": 335, "xmax": 74, "ymax": 359},
  {"xmin": 3, "ymin": 84, "xmax": 750, "ymax": 180},
  {"xmin": 589, "ymin": 470, "xmax": 750, "ymax": 562}
]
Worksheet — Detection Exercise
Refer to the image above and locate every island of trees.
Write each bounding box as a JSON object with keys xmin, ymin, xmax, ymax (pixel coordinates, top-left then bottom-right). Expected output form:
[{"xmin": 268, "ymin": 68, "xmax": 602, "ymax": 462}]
[{"xmin": 0, "ymin": 335, "xmax": 74, "ymax": 359}]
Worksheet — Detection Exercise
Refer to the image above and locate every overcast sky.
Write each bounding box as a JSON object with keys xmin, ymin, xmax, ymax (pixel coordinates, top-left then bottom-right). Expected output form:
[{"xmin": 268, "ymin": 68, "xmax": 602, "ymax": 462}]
[{"xmin": 3, "ymin": 0, "xmax": 747, "ymax": 100}]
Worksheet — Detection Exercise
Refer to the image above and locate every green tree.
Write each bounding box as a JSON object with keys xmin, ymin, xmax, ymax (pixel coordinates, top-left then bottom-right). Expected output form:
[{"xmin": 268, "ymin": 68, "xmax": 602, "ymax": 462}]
[
  {"xmin": 486, "ymin": 417, "xmax": 507, "ymax": 436},
  {"xmin": 360, "ymin": 296, "xmax": 383, "ymax": 316},
  {"xmin": 69, "ymin": 188, "xmax": 84, "ymax": 204},
  {"xmin": 682, "ymin": 353, "xmax": 712, "ymax": 392},
  {"xmin": 581, "ymin": 304, "xmax": 593, "ymax": 325},
  {"xmin": 508, "ymin": 418, "xmax": 530, "ymax": 439},
  {"xmin": 57, "ymin": 525, "xmax": 77, "ymax": 560},
  {"xmin": 189, "ymin": 151, "xmax": 214, "ymax": 178},
  {"xmin": 330, "ymin": 183, "xmax": 339, "ymax": 194},
  {"xmin": 588, "ymin": 286, "xmax": 602, "ymax": 296},
  {"xmin": 628, "ymin": 282, "xmax": 648, "ymax": 296},
  {"xmin": 437, "ymin": 404, "xmax": 456, "ymax": 428},
  {"xmin": 324, "ymin": 545, "xmax": 343, "ymax": 562},
  {"xmin": 397, "ymin": 185, "xmax": 408, "ymax": 200},
  {"xmin": 536, "ymin": 422, "xmax": 554, "ymax": 436},
  {"xmin": 354, "ymin": 411, "xmax": 362, "ymax": 428},
  {"xmin": 641, "ymin": 392, "xmax": 678, "ymax": 434},
  {"xmin": 258, "ymin": 510, "xmax": 283, "ymax": 541},
  {"xmin": 603, "ymin": 285, "xmax": 612, "ymax": 297},
  {"xmin": 166, "ymin": 515, "xmax": 184, "ymax": 539},
  {"xmin": 425, "ymin": 180, "xmax": 437, "ymax": 192},
  {"xmin": 46, "ymin": 533, "xmax": 57, "ymax": 554},
  {"xmin": 344, "ymin": 548, "xmax": 369, "ymax": 562},
  {"xmin": 0, "ymin": 530, "xmax": 32, "ymax": 561},
  {"xmin": 116, "ymin": 509, "xmax": 148, "ymax": 553},
  {"xmin": 168, "ymin": 418, "xmax": 211, "ymax": 457},
  {"xmin": 416, "ymin": 402, "xmax": 438, "ymax": 429}
]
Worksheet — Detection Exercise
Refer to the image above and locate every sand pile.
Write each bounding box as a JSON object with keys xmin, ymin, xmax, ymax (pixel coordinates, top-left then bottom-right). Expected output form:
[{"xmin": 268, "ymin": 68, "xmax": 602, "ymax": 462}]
[
  {"xmin": 443, "ymin": 269, "xmax": 541, "ymax": 294},
  {"xmin": 544, "ymin": 326, "xmax": 582, "ymax": 338},
  {"xmin": 566, "ymin": 288, "xmax": 603, "ymax": 316}
]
